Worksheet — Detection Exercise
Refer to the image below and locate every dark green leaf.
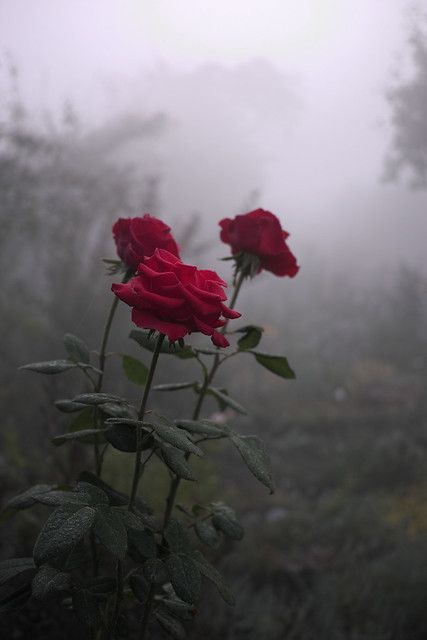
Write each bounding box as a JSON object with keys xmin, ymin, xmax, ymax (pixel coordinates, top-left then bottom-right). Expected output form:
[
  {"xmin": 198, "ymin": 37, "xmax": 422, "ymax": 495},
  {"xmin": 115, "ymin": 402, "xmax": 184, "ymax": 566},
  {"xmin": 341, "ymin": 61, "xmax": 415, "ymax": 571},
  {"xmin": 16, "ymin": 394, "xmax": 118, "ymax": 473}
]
[
  {"xmin": 153, "ymin": 381, "xmax": 197, "ymax": 392},
  {"xmin": 105, "ymin": 423, "xmax": 137, "ymax": 452},
  {"xmin": 52, "ymin": 428, "xmax": 105, "ymax": 447},
  {"xmin": 130, "ymin": 329, "xmax": 195, "ymax": 358},
  {"xmin": 73, "ymin": 392, "xmax": 127, "ymax": 405},
  {"xmin": 122, "ymin": 355, "xmax": 148, "ymax": 386},
  {"xmin": 79, "ymin": 472, "xmax": 133, "ymax": 508},
  {"xmin": 31, "ymin": 565, "xmax": 70, "ymax": 600},
  {"xmin": 174, "ymin": 350, "xmax": 196, "ymax": 360},
  {"xmin": 194, "ymin": 520, "xmax": 220, "ymax": 549},
  {"xmin": 78, "ymin": 473, "xmax": 152, "ymax": 515},
  {"xmin": 175, "ymin": 419, "xmax": 227, "ymax": 437},
  {"xmin": 230, "ymin": 434, "xmax": 274, "ymax": 493},
  {"xmin": 154, "ymin": 609, "xmax": 187, "ymax": 639},
  {"xmin": 165, "ymin": 554, "xmax": 201, "ymax": 604},
  {"xmin": 193, "ymin": 550, "xmax": 235, "ymax": 606},
  {"xmin": 0, "ymin": 560, "xmax": 36, "ymax": 615},
  {"xmin": 0, "ymin": 558, "xmax": 35, "ymax": 586},
  {"xmin": 207, "ymin": 388, "xmax": 247, "ymax": 415},
  {"xmin": 129, "ymin": 574, "xmax": 149, "ymax": 601},
  {"xmin": 143, "ymin": 558, "xmax": 166, "ymax": 584},
  {"xmin": 236, "ymin": 325, "xmax": 263, "ymax": 351},
  {"xmin": 72, "ymin": 587, "xmax": 101, "ymax": 627},
  {"xmin": 93, "ymin": 506, "xmax": 127, "ymax": 559},
  {"xmin": 67, "ymin": 406, "xmax": 95, "ymax": 432},
  {"xmin": 64, "ymin": 333, "xmax": 90, "ymax": 364},
  {"xmin": 5, "ymin": 484, "xmax": 55, "ymax": 510},
  {"xmin": 19, "ymin": 360, "xmax": 77, "ymax": 374},
  {"xmin": 105, "ymin": 417, "xmax": 141, "ymax": 426},
  {"xmin": 116, "ymin": 508, "xmax": 156, "ymax": 532},
  {"xmin": 100, "ymin": 402, "xmax": 137, "ymax": 419},
  {"xmin": 251, "ymin": 352, "xmax": 295, "ymax": 379},
  {"xmin": 55, "ymin": 399, "xmax": 86, "ymax": 413},
  {"xmin": 212, "ymin": 504, "xmax": 244, "ymax": 541},
  {"xmin": 33, "ymin": 505, "xmax": 96, "ymax": 566},
  {"xmin": 146, "ymin": 417, "xmax": 204, "ymax": 457},
  {"xmin": 164, "ymin": 520, "xmax": 193, "ymax": 555},
  {"xmin": 75, "ymin": 482, "xmax": 109, "ymax": 506},
  {"xmin": 103, "ymin": 258, "xmax": 122, "ymax": 270},
  {"xmin": 35, "ymin": 490, "xmax": 91, "ymax": 507},
  {"xmin": 128, "ymin": 528, "xmax": 157, "ymax": 562},
  {"xmin": 162, "ymin": 598, "xmax": 196, "ymax": 620},
  {"xmin": 62, "ymin": 542, "xmax": 88, "ymax": 571},
  {"xmin": 0, "ymin": 584, "xmax": 32, "ymax": 613},
  {"xmin": 161, "ymin": 446, "xmax": 196, "ymax": 481}
]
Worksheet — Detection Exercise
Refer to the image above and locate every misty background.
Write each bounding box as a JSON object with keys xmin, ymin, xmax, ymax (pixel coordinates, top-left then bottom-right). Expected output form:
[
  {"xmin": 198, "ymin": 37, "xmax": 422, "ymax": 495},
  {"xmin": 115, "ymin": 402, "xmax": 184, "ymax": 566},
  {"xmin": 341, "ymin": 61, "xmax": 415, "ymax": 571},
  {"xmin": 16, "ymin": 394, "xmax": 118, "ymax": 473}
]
[{"xmin": 1, "ymin": 1, "xmax": 427, "ymax": 638}]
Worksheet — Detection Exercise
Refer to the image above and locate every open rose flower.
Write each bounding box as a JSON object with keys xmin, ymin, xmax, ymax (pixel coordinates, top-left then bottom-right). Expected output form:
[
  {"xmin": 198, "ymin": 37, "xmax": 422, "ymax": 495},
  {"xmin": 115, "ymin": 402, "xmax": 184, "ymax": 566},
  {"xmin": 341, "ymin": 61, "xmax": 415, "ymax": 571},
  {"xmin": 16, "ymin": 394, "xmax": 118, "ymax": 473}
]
[
  {"xmin": 219, "ymin": 208, "xmax": 299, "ymax": 277},
  {"xmin": 112, "ymin": 249, "xmax": 240, "ymax": 347},
  {"xmin": 113, "ymin": 214, "xmax": 180, "ymax": 271}
]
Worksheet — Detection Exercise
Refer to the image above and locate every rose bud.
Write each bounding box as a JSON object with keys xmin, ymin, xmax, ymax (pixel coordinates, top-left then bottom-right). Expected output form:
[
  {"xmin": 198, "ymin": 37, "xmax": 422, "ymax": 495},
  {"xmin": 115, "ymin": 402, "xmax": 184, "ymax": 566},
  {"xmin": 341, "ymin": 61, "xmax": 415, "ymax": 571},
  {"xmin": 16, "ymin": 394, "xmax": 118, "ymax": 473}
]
[
  {"xmin": 112, "ymin": 249, "xmax": 240, "ymax": 347},
  {"xmin": 219, "ymin": 208, "xmax": 299, "ymax": 278},
  {"xmin": 112, "ymin": 214, "xmax": 180, "ymax": 272}
]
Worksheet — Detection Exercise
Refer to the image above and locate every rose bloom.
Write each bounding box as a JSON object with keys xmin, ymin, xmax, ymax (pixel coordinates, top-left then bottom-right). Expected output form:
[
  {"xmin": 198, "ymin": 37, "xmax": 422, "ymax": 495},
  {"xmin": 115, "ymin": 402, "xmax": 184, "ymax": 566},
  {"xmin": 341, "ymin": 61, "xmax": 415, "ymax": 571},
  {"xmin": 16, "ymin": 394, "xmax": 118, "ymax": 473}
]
[
  {"xmin": 219, "ymin": 208, "xmax": 299, "ymax": 277},
  {"xmin": 112, "ymin": 249, "xmax": 240, "ymax": 347},
  {"xmin": 113, "ymin": 214, "xmax": 180, "ymax": 271}
]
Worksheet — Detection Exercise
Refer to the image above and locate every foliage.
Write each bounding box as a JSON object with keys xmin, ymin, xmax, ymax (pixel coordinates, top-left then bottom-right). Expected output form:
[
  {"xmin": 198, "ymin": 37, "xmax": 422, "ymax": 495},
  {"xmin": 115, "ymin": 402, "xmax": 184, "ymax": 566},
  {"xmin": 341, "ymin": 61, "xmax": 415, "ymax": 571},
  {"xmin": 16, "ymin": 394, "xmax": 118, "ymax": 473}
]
[
  {"xmin": 385, "ymin": 16, "xmax": 427, "ymax": 187},
  {"xmin": 0, "ymin": 207, "xmax": 295, "ymax": 639}
]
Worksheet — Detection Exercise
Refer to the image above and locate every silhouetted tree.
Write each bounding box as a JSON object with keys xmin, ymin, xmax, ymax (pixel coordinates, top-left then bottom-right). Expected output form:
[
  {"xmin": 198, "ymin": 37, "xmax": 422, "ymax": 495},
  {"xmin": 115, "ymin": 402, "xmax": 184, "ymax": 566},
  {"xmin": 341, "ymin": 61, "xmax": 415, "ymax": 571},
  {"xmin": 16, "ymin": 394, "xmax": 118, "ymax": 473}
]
[{"xmin": 385, "ymin": 18, "xmax": 427, "ymax": 187}]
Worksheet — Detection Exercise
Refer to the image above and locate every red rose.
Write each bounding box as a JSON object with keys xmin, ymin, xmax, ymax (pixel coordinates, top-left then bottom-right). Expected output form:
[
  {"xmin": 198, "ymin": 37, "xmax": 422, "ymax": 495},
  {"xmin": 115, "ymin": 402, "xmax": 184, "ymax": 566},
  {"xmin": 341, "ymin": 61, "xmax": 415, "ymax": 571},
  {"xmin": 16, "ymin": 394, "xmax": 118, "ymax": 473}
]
[
  {"xmin": 112, "ymin": 214, "xmax": 180, "ymax": 271},
  {"xmin": 219, "ymin": 208, "xmax": 299, "ymax": 277},
  {"xmin": 112, "ymin": 249, "xmax": 240, "ymax": 347}
]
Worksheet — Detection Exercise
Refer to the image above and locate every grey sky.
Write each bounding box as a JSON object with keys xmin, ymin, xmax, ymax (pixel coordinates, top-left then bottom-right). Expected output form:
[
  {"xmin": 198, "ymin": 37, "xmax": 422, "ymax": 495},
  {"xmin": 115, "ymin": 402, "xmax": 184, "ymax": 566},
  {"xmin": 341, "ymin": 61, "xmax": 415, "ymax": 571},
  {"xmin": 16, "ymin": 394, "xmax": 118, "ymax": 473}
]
[{"xmin": 0, "ymin": 0, "xmax": 425, "ymax": 277}]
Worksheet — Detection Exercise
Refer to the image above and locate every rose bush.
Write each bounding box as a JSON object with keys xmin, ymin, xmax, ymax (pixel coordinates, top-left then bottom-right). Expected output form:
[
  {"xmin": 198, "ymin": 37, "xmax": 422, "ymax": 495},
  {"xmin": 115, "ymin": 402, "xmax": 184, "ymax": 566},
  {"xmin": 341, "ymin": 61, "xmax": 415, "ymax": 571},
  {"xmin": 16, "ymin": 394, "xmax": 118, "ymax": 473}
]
[
  {"xmin": 113, "ymin": 214, "xmax": 180, "ymax": 271},
  {"xmin": 219, "ymin": 208, "xmax": 299, "ymax": 277},
  {"xmin": 5, "ymin": 208, "xmax": 298, "ymax": 639},
  {"xmin": 112, "ymin": 248, "xmax": 241, "ymax": 347}
]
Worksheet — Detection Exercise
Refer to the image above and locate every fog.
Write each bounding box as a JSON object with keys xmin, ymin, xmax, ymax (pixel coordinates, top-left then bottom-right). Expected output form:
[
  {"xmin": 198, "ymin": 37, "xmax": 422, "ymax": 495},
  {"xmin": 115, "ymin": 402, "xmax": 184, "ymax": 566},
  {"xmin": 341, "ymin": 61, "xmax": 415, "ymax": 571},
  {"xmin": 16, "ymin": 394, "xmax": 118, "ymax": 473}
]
[
  {"xmin": 2, "ymin": 2, "xmax": 427, "ymax": 639},
  {"xmin": 1, "ymin": 0, "xmax": 426, "ymax": 277}
]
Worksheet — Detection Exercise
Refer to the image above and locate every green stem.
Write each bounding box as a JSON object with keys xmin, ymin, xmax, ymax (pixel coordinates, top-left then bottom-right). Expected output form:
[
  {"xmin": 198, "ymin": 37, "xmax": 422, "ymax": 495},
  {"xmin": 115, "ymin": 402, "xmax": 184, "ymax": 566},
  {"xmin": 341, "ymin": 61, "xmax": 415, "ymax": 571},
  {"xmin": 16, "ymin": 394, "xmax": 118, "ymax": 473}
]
[
  {"xmin": 141, "ymin": 271, "xmax": 246, "ymax": 639},
  {"xmin": 140, "ymin": 582, "xmax": 156, "ymax": 640},
  {"xmin": 90, "ymin": 532, "xmax": 99, "ymax": 577},
  {"xmin": 109, "ymin": 560, "xmax": 124, "ymax": 638},
  {"xmin": 93, "ymin": 288, "xmax": 119, "ymax": 480},
  {"xmin": 162, "ymin": 268, "xmax": 246, "ymax": 529},
  {"xmin": 96, "ymin": 294, "xmax": 120, "ymax": 393},
  {"xmin": 90, "ymin": 273, "xmax": 128, "ymax": 581},
  {"xmin": 96, "ymin": 269, "xmax": 132, "ymax": 394},
  {"xmin": 228, "ymin": 267, "xmax": 246, "ymax": 312},
  {"xmin": 128, "ymin": 333, "xmax": 165, "ymax": 512},
  {"xmin": 94, "ymin": 270, "xmax": 131, "ymax": 479}
]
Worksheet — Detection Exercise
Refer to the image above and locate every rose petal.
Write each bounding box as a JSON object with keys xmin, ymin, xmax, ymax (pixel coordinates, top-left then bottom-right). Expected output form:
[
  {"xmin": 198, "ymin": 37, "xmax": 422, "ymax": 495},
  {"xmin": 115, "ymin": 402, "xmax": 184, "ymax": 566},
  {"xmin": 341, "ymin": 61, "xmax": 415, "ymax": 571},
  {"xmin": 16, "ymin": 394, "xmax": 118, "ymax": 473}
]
[
  {"xmin": 112, "ymin": 281, "xmax": 138, "ymax": 306},
  {"xmin": 211, "ymin": 331, "xmax": 229, "ymax": 348},
  {"xmin": 131, "ymin": 309, "xmax": 188, "ymax": 342},
  {"xmin": 220, "ymin": 303, "xmax": 241, "ymax": 319}
]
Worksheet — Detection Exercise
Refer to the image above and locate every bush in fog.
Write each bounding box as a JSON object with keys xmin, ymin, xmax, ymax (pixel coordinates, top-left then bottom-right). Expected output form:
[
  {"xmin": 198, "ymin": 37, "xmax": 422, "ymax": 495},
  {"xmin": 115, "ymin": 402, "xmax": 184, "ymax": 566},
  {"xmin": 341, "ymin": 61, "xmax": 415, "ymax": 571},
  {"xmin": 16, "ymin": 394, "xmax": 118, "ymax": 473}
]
[{"xmin": 0, "ymin": 208, "xmax": 299, "ymax": 639}]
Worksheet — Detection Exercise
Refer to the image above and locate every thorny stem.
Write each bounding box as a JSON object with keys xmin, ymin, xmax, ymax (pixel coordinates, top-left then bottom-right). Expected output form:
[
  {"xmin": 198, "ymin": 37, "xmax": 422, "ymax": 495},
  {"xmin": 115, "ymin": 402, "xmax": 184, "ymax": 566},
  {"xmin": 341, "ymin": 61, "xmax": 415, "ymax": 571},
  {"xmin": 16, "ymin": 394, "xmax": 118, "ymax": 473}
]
[{"xmin": 128, "ymin": 333, "xmax": 165, "ymax": 512}]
